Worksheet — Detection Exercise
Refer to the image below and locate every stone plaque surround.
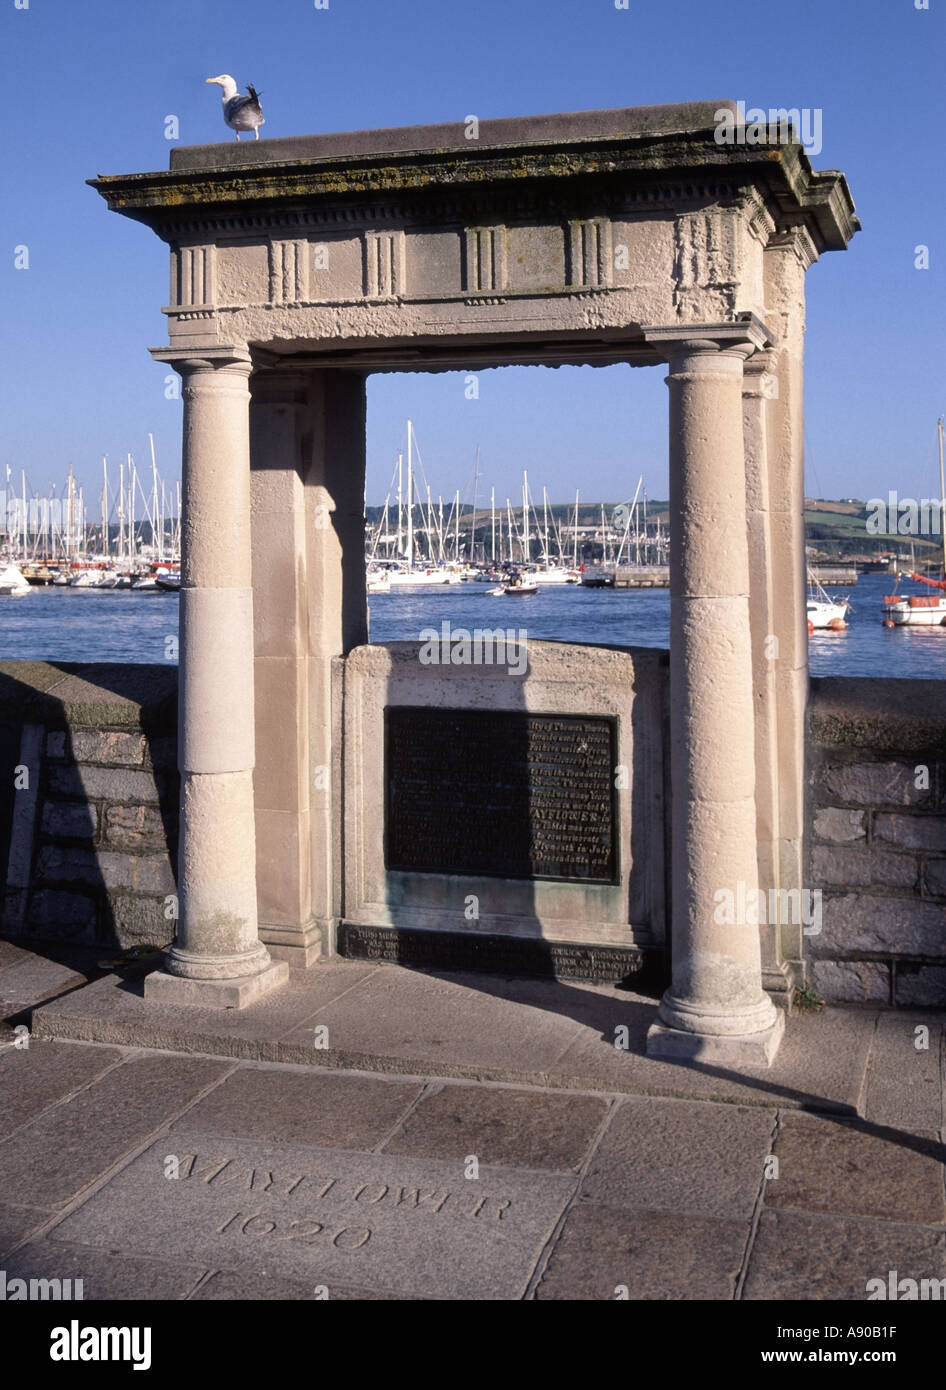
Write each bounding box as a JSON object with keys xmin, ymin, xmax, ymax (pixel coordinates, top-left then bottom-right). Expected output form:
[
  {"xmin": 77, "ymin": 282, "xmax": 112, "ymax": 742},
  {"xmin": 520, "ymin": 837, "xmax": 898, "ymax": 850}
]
[
  {"xmin": 341, "ymin": 642, "xmax": 666, "ymax": 951},
  {"xmin": 90, "ymin": 102, "xmax": 858, "ymax": 1065}
]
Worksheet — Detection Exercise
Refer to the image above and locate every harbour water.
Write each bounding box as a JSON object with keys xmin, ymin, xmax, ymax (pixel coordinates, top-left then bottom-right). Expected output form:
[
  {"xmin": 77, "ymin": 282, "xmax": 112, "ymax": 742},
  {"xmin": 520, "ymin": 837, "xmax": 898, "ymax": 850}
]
[{"xmin": 1, "ymin": 574, "xmax": 944, "ymax": 679}]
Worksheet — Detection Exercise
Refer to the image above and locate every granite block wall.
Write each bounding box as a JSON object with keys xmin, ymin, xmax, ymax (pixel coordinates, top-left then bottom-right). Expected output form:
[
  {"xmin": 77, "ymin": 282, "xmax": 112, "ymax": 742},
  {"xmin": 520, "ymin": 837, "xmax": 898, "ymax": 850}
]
[{"xmin": 807, "ymin": 677, "xmax": 946, "ymax": 1007}]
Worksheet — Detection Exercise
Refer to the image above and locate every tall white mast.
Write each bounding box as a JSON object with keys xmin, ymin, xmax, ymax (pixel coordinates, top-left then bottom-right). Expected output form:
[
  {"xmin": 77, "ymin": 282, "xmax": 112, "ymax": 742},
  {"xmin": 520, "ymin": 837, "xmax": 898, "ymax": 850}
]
[
  {"xmin": 396, "ymin": 452, "xmax": 403, "ymax": 557},
  {"xmin": 470, "ymin": 445, "xmax": 480, "ymax": 568},
  {"xmin": 101, "ymin": 456, "xmax": 109, "ymax": 558},
  {"xmin": 129, "ymin": 455, "xmax": 136, "ymax": 566},
  {"xmin": 542, "ymin": 486, "xmax": 550, "ymax": 567},
  {"xmin": 148, "ymin": 433, "xmax": 161, "ymax": 562},
  {"xmin": 521, "ymin": 471, "xmax": 529, "ymax": 565},
  {"xmin": 405, "ymin": 421, "xmax": 414, "ymax": 567},
  {"xmin": 490, "ymin": 485, "xmax": 496, "ymax": 565}
]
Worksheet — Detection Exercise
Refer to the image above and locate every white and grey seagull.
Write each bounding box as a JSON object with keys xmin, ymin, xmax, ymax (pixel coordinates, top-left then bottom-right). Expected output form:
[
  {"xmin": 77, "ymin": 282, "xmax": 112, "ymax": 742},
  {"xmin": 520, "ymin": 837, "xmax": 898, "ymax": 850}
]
[{"xmin": 205, "ymin": 74, "xmax": 265, "ymax": 141}]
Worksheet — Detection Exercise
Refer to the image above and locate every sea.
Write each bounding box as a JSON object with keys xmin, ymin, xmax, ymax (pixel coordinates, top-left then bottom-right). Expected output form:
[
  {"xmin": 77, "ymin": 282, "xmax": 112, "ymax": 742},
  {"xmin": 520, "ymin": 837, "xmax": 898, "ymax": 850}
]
[{"xmin": 1, "ymin": 574, "xmax": 945, "ymax": 680}]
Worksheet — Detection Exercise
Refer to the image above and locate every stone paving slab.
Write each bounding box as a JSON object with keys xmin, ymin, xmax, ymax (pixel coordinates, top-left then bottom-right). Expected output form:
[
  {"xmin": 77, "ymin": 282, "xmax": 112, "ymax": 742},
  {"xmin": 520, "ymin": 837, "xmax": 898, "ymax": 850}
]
[
  {"xmin": 533, "ymin": 1204, "xmax": 749, "ymax": 1300},
  {"xmin": 0, "ymin": 1041, "xmax": 124, "ymax": 1143},
  {"xmin": 862, "ymin": 1013, "xmax": 944, "ymax": 1131},
  {"xmin": 36, "ymin": 965, "xmax": 879, "ymax": 1112},
  {"xmin": 767, "ymin": 1113, "xmax": 946, "ymax": 1225},
  {"xmin": 546, "ymin": 999, "xmax": 877, "ymax": 1112},
  {"xmin": 382, "ymin": 1083, "xmax": 609, "ymax": 1172},
  {"xmin": 0, "ymin": 1054, "xmax": 231, "ymax": 1208},
  {"xmin": 743, "ymin": 1209, "xmax": 946, "ymax": 1301},
  {"xmin": 170, "ymin": 1067, "xmax": 424, "ymax": 1150},
  {"xmin": 0, "ymin": 956, "xmax": 86, "ymax": 1009},
  {"xmin": 50, "ymin": 1132, "xmax": 577, "ymax": 1300},
  {"xmin": 189, "ymin": 1269, "xmax": 410, "ymax": 1300},
  {"xmin": 577, "ymin": 1097, "xmax": 776, "ymax": 1219},
  {"xmin": 277, "ymin": 967, "xmax": 585, "ymax": 1076},
  {"xmin": 0, "ymin": 1203, "xmax": 56, "ymax": 1258},
  {"xmin": 2, "ymin": 1239, "xmax": 206, "ymax": 1300},
  {"xmin": 33, "ymin": 963, "xmax": 381, "ymax": 1060}
]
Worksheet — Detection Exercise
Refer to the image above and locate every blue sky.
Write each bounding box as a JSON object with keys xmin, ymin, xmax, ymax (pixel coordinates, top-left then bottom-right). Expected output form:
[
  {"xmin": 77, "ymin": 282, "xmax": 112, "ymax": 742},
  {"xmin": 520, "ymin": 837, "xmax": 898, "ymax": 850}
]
[{"xmin": 1, "ymin": 0, "xmax": 943, "ymax": 510}]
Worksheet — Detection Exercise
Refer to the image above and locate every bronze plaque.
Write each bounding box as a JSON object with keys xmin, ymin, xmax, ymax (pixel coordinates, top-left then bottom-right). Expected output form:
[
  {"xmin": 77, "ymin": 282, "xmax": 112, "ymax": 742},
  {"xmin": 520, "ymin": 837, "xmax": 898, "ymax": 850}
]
[{"xmin": 385, "ymin": 708, "xmax": 617, "ymax": 883}]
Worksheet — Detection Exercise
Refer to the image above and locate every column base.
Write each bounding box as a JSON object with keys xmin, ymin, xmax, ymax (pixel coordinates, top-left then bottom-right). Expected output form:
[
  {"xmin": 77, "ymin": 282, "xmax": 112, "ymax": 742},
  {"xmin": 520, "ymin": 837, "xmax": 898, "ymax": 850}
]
[
  {"xmin": 646, "ymin": 1009, "xmax": 785, "ymax": 1067},
  {"xmin": 144, "ymin": 960, "xmax": 289, "ymax": 1010}
]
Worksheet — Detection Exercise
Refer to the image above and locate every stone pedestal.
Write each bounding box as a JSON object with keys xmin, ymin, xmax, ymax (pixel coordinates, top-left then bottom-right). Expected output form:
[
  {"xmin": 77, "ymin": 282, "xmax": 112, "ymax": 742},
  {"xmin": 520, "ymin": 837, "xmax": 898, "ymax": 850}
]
[{"xmin": 145, "ymin": 350, "xmax": 287, "ymax": 1007}]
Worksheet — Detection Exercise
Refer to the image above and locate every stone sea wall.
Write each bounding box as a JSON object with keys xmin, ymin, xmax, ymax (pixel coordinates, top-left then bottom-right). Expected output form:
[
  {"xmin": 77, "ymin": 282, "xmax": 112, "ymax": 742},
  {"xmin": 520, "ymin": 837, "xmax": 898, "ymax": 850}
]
[
  {"xmin": 807, "ymin": 678, "xmax": 946, "ymax": 1007},
  {"xmin": 0, "ymin": 663, "xmax": 178, "ymax": 953}
]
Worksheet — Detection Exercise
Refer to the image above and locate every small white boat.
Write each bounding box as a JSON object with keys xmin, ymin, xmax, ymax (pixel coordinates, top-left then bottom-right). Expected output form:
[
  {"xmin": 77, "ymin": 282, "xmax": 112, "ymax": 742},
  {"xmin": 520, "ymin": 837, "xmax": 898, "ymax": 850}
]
[
  {"xmin": 807, "ymin": 570, "xmax": 850, "ymax": 631},
  {"xmin": 366, "ymin": 569, "xmax": 390, "ymax": 593},
  {"xmin": 530, "ymin": 565, "xmax": 580, "ymax": 585},
  {"xmin": 0, "ymin": 563, "xmax": 32, "ymax": 596},
  {"xmin": 502, "ymin": 574, "xmax": 539, "ymax": 595}
]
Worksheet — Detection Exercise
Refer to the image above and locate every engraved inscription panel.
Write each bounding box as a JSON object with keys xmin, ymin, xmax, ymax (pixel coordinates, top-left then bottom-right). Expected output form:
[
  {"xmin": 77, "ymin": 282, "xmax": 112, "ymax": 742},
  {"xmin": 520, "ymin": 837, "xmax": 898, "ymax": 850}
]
[{"xmin": 385, "ymin": 708, "xmax": 617, "ymax": 882}]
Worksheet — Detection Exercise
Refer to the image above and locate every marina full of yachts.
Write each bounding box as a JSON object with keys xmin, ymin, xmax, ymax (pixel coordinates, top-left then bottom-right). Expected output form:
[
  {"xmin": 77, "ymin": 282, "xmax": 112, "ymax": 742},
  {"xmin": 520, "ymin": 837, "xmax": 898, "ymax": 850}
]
[{"xmin": 3, "ymin": 420, "xmax": 945, "ymax": 626}]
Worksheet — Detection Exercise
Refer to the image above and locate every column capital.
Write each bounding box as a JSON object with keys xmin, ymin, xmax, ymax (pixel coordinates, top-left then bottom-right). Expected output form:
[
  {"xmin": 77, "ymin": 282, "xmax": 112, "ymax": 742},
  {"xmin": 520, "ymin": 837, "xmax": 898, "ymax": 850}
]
[
  {"xmin": 149, "ymin": 345, "xmax": 252, "ymax": 377},
  {"xmin": 643, "ymin": 314, "xmax": 776, "ymax": 362}
]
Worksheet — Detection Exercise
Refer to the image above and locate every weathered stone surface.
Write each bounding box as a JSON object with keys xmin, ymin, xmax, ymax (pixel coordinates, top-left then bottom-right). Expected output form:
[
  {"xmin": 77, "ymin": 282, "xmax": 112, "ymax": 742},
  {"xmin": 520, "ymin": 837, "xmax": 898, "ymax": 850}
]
[
  {"xmin": 36, "ymin": 847, "xmax": 101, "ymax": 886},
  {"xmin": 0, "ymin": 1203, "xmax": 54, "ymax": 1258},
  {"xmin": 172, "ymin": 1068, "xmax": 422, "ymax": 1149},
  {"xmin": 534, "ymin": 1204, "xmax": 747, "ymax": 1300},
  {"xmin": 924, "ymin": 859, "xmax": 946, "ymax": 897},
  {"xmin": 5, "ymin": 1240, "xmax": 205, "ymax": 1300},
  {"xmin": 279, "ymin": 966, "xmax": 587, "ymax": 1076},
  {"xmin": 744, "ymin": 1209, "xmax": 946, "ymax": 1301},
  {"xmin": 0, "ymin": 1055, "xmax": 230, "ymax": 1207},
  {"xmin": 821, "ymin": 762, "xmax": 928, "ymax": 808},
  {"xmin": 97, "ymin": 853, "xmax": 175, "ymax": 894},
  {"xmin": 768, "ymin": 1114, "xmax": 946, "ymax": 1223},
  {"xmin": 811, "ymin": 894, "xmax": 945, "ymax": 958},
  {"xmin": 812, "ymin": 807, "xmax": 866, "ymax": 843},
  {"xmin": 894, "ymin": 965, "xmax": 946, "ymax": 1009},
  {"xmin": 0, "ymin": 1041, "xmax": 123, "ymax": 1143},
  {"xmin": 862, "ymin": 1014, "xmax": 943, "ymax": 1130},
  {"xmin": 810, "ymin": 960, "xmax": 890, "ymax": 1004},
  {"xmin": 107, "ymin": 895, "xmax": 175, "ymax": 948},
  {"xmin": 383, "ymin": 1084, "xmax": 608, "ymax": 1172},
  {"xmin": 104, "ymin": 803, "xmax": 172, "ymax": 850},
  {"xmin": 809, "ymin": 678, "xmax": 946, "ymax": 754},
  {"xmin": 811, "ymin": 844, "xmax": 917, "ymax": 890},
  {"xmin": 27, "ymin": 890, "xmax": 98, "ymax": 937},
  {"xmin": 190, "ymin": 1269, "xmax": 395, "ymax": 1300},
  {"xmin": 874, "ymin": 814, "xmax": 946, "ymax": 852},
  {"xmin": 40, "ymin": 800, "xmax": 98, "ymax": 841},
  {"xmin": 577, "ymin": 1097, "xmax": 775, "ymax": 1218},
  {"xmin": 33, "ymin": 963, "xmax": 380, "ymax": 1060},
  {"xmin": 48, "ymin": 765, "xmax": 161, "ymax": 804},
  {"xmin": 51, "ymin": 1133, "xmax": 576, "ymax": 1299},
  {"xmin": 0, "ymin": 956, "xmax": 87, "ymax": 1015},
  {"xmin": 50, "ymin": 730, "xmax": 146, "ymax": 766}
]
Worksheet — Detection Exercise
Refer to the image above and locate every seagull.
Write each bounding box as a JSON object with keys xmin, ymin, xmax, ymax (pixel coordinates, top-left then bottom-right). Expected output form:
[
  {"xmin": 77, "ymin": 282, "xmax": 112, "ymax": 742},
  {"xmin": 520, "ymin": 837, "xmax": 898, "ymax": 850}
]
[{"xmin": 205, "ymin": 75, "xmax": 265, "ymax": 141}]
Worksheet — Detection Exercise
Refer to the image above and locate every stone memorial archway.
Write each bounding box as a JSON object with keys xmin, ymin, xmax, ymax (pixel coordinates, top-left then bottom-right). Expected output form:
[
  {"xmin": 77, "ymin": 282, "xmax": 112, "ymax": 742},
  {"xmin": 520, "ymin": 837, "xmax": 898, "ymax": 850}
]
[{"xmin": 92, "ymin": 101, "xmax": 858, "ymax": 1065}]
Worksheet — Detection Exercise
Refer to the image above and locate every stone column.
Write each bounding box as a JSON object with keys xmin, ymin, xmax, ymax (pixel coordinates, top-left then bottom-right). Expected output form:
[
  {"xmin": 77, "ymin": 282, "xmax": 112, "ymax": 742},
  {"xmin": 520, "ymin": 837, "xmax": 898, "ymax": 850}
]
[
  {"xmin": 145, "ymin": 349, "xmax": 288, "ymax": 1007},
  {"xmin": 643, "ymin": 325, "xmax": 784, "ymax": 1065}
]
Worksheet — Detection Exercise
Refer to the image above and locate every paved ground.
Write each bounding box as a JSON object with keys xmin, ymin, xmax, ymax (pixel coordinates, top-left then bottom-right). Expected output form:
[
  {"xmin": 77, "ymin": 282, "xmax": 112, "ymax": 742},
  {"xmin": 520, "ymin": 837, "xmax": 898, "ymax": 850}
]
[{"xmin": 0, "ymin": 940, "xmax": 944, "ymax": 1301}]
